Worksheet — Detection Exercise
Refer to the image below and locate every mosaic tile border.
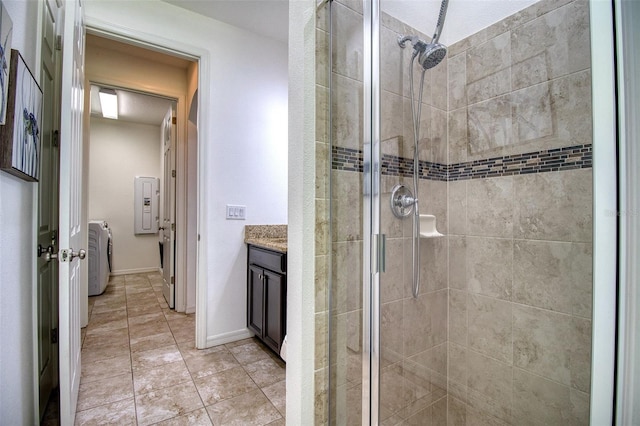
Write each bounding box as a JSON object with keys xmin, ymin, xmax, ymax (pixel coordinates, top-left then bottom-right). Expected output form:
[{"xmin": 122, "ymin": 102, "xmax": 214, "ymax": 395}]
[{"xmin": 331, "ymin": 144, "xmax": 592, "ymax": 181}]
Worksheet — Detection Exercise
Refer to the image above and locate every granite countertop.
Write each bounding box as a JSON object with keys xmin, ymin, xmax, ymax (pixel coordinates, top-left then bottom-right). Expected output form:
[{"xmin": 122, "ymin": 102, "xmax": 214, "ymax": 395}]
[{"xmin": 244, "ymin": 225, "xmax": 287, "ymax": 253}]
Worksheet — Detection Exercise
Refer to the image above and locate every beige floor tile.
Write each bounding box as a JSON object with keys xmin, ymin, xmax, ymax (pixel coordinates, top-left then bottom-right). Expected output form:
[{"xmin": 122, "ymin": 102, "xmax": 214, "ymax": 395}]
[
  {"xmin": 130, "ymin": 331, "xmax": 176, "ymax": 353},
  {"xmin": 244, "ymin": 358, "xmax": 286, "ymax": 388},
  {"xmin": 80, "ymin": 354, "xmax": 132, "ymax": 384},
  {"xmin": 182, "ymin": 346, "xmax": 240, "ymax": 379},
  {"xmin": 129, "ymin": 321, "xmax": 172, "ymax": 339},
  {"xmin": 133, "ymin": 360, "xmax": 192, "ymax": 394},
  {"xmin": 194, "ymin": 366, "xmax": 259, "ymax": 405},
  {"xmin": 262, "ymin": 380, "xmax": 286, "ymax": 417},
  {"xmin": 131, "ymin": 344, "xmax": 183, "ymax": 370},
  {"xmin": 135, "ymin": 381, "xmax": 204, "ymax": 426},
  {"xmin": 206, "ymin": 389, "xmax": 282, "ymax": 426},
  {"xmin": 127, "ymin": 303, "xmax": 163, "ymax": 318},
  {"xmin": 74, "ymin": 398, "xmax": 136, "ymax": 425},
  {"xmin": 78, "ymin": 276, "xmax": 286, "ymax": 424},
  {"xmin": 228, "ymin": 340, "xmax": 272, "ymax": 365},
  {"xmin": 265, "ymin": 419, "xmax": 286, "ymax": 426},
  {"xmin": 128, "ymin": 311, "xmax": 165, "ymax": 327},
  {"xmin": 85, "ymin": 319, "xmax": 129, "ymax": 336},
  {"xmin": 77, "ymin": 373, "xmax": 133, "ymax": 412},
  {"xmin": 152, "ymin": 408, "xmax": 213, "ymax": 426},
  {"xmin": 81, "ymin": 341, "xmax": 131, "ymax": 364}
]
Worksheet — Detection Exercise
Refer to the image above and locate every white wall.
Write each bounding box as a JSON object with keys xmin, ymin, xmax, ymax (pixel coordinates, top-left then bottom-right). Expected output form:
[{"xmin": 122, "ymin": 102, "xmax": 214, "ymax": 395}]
[
  {"xmin": 83, "ymin": 0, "xmax": 289, "ymax": 345},
  {"xmin": 0, "ymin": 1, "xmax": 41, "ymax": 423},
  {"xmin": 88, "ymin": 117, "xmax": 162, "ymax": 274}
]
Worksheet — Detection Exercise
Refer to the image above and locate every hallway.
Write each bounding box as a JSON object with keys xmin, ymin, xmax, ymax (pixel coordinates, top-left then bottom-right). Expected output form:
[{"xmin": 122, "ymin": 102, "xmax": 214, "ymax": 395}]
[{"xmin": 74, "ymin": 273, "xmax": 286, "ymax": 425}]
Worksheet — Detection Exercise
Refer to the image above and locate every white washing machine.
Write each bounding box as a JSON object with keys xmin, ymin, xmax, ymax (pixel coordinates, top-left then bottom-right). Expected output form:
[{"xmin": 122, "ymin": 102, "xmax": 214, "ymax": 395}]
[{"xmin": 88, "ymin": 220, "xmax": 110, "ymax": 296}]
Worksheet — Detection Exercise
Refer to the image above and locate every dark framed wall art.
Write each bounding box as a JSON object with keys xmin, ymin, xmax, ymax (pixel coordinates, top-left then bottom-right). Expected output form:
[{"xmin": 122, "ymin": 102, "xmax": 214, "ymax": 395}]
[{"xmin": 0, "ymin": 49, "xmax": 43, "ymax": 181}]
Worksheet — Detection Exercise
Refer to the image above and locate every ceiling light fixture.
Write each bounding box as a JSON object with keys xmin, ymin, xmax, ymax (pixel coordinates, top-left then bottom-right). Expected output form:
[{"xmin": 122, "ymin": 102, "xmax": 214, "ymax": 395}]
[{"xmin": 99, "ymin": 88, "xmax": 118, "ymax": 119}]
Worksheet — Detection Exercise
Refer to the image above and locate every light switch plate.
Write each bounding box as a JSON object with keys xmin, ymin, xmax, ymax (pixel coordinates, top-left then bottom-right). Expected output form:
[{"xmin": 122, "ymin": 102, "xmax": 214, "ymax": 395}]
[{"xmin": 226, "ymin": 204, "xmax": 246, "ymax": 220}]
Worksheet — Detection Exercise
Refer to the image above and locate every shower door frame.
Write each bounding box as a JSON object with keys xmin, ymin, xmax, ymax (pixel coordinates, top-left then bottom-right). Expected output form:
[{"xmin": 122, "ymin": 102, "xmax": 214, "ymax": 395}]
[{"xmin": 362, "ymin": 0, "xmax": 381, "ymax": 424}]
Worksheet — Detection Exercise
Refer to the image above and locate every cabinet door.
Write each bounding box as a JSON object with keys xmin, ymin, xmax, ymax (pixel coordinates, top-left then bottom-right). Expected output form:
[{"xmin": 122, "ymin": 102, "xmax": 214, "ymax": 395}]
[
  {"xmin": 263, "ymin": 269, "xmax": 285, "ymax": 353},
  {"xmin": 247, "ymin": 265, "xmax": 264, "ymax": 336}
]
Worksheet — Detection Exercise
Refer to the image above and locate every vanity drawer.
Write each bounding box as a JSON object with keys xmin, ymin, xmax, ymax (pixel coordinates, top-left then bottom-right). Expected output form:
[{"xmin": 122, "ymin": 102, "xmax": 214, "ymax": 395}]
[{"xmin": 248, "ymin": 245, "xmax": 286, "ymax": 274}]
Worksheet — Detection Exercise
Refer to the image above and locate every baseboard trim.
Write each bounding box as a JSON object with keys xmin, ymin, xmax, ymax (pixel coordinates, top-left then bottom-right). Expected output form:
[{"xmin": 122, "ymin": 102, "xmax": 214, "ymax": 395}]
[
  {"xmin": 205, "ymin": 329, "xmax": 254, "ymax": 348},
  {"xmin": 110, "ymin": 267, "xmax": 161, "ymax": 276}
]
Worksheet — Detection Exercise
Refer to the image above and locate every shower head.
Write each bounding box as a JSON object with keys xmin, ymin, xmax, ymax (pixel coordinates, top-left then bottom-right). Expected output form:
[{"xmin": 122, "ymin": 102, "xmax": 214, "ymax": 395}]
[
  {"xmin": 417, "ymin": 42, "xmax": 447, "ymax": 70},
  {"xmin": 397, "ymin": 0, "xmax": 449, "ymax": 70}
]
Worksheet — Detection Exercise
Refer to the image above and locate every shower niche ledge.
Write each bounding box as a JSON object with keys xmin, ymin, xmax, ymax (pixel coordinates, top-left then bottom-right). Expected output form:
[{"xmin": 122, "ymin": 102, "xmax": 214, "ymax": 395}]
[{"xmin": 419, "ymin": 214, "xmax": 444, "ymax": 238}]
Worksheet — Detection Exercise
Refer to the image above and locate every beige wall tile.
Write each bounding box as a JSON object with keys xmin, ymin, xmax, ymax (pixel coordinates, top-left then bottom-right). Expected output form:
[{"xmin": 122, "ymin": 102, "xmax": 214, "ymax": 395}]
[
  {"xmin": 466, "ymin": 351, "xmax": 513, "ymax": 423},
  {"xmin": 448, "ymin": 182, "xmax": 467, "ymax": 236},
  {"xmin": 514, "ymin": 168, "xmax": 592, "ymax": 242},
  {"xmin": 467, "ymin": 177, "xmax": 514, "ymax": 238},
  {"xmin": 549, "ymin": 70, "xmax": 592, "ymax": 147},
  {"xmin": 468, "ymin": 294, "xmax": 513, "ymax": 363},
  {"xmin": 316, "ymin": 140, "xmax": 329, "ymax": 198},
  {"xmin": 381, "ymin": 25, "xmax": 404, "ymax": 96},
  {"xmin": 512, "ymin": 368, "xmax": 575, "ymax": 425},
  {"xmin": 403, "ymin": 99, "xmax": 432, "ymax": 161},
  {"xmin": 316, "ymin": 29, "xmax": 330, "ymax": 89},
  {"xmin": 331, "ymin": 2, "xmax": 363, "ymax": 81},
  {"xmin": 331, "ymin": 170, "xmax": 362, "ymax": 242},
  {"xmin": 449, "ymin": 289, "xmax": 468, "ymax": 346},
  {"xmin": 513, "ymin": 240, "xmax": 593, "ymax": 316},
  {"xmin": 448, "ymin": 107, "xmax": 468, "ymax": 164},
  {"xmin": 316, "ymin": 198, "xmax": 329, "ymax": 256},
  {"xmin": 511, "ymin": 0, "xmax": 590, "ymax": 90},
  {"xmin": 315, "ymin": 254, "xmax": 328, "ymax": 313},
  {"xmin": 315, "ymin": 312, "xmax": 328, "ymax": 370},
  {"xmin": 448, "ymin": 342, "xmax": 468, "ymax": 386},
  {"xmin": 381, "ymin": 300, "xmax": 404, "ymax": 367},
  {"xmin": 467, "ymin": 237, "xmax": 513, "ymax": 300},
  {"xmin": 382, "ymin": 89, "xmax": 405, "ymax": 145},
  {"xmin": 421, "ymin": 237, "xmax": 448, "ymax": 293},
  {"xmin": 381, "ymin": 238, "xmax": 405, "ymax": 303},
  {"xmin": 447, "ymin": 396, "xmax": 467, "ymax": 426},
  {"xmin": 316, "ymin": 85, "xmax": 330, "ymax": 144},
  {"xmin": 429, "ymin": 107, "xmax": 449, "ymax": 164},
  {"xmin": 432, "ymin": 57, "xmax": 448, "ymax": 111},
  {"xmin": 331, "ymin": 240, "xmax": 362, "ymax": 314},
  {"xmin": 331, "ymin": 73, "xmax": 363, "ymax": 151},
  {"xmin": 448, "ymin": 53, "xmax": 466, "ymax": 112},
  {"xmin": 511, "ymin": 82, "xmax": 554, "ymax": 145},
  {"xmin": 467, "ymin": 94, "xmax": 512, "ymax": 157},
  {"xmin": 466, "ymin": 32, "xmax": 511, "ymax": 85},
  {"xmin": 467, "ymin": 67, "xmax": 511, "ymax": 105},
  {"xmin": 513, "ymin": 304, "xmax": 591, "ymax": 392}
]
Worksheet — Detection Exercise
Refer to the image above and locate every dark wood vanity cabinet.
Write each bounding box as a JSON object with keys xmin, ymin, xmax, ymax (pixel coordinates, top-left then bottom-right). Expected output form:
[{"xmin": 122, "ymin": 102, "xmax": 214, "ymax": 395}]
[{"xmin": 247, "ymin": 245, "xmax": 287, "ymax": 356}]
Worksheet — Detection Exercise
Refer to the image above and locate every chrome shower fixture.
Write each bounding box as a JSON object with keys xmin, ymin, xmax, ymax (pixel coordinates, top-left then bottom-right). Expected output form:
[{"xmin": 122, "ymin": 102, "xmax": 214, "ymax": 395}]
[{"xmin": 397, "ymin": 0, "xmax": 449, "ymax": 70}]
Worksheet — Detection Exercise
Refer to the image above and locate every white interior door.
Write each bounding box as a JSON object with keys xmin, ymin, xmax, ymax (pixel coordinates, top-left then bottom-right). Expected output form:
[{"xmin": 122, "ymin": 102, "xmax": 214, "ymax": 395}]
[
  {"xmin": 162, "ymin": 106, "xmax": 176, "ymax": 308},
  {"xmin": 36, "ymin": 0, "xmax": 61, "ymax": 419},
  {"xmin": 58, "ymin": 0, "xmax": 85, "ymax": 422}
]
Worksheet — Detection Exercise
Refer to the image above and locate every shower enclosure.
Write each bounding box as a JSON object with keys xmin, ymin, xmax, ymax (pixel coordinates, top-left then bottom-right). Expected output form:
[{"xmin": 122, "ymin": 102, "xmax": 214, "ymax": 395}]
[{"xmin": 320, "ymin": 0, "xmax": 594, "ymax": 424}]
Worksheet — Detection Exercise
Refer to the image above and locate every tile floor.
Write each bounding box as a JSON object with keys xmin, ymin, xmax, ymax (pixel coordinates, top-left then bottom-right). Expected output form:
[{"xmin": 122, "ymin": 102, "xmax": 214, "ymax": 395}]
[{"xmin": 74, "ymin": 272, "xmax": 286, "ymax": 425}]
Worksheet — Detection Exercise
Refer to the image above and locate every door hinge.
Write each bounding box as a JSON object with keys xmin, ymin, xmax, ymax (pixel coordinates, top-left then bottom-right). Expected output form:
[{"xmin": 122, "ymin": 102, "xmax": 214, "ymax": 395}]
[
  {"xmin": 170, "ymin": 276, "xmax": 174, "ymax": 284},
  {"xmin": 51, "ymin": 328, "xmax": 58, "ymax": 344},
  {"xmin": 53, "ymin": 130, "xmax": 59, "ymax": 147},
  {"xmin": 55, "ymin": 35, "xmax": 62, "ymax": 51},
  {"xmin": 171, "ymin": 223, "xmax": 175, "ymax": 232},
  {"xmin": 172, "ymin": 116, "xmax": 177, "ymax": 125},
  {"xmin": 171, "ymin": 170, "xmax": 176, "ymax": 178}
]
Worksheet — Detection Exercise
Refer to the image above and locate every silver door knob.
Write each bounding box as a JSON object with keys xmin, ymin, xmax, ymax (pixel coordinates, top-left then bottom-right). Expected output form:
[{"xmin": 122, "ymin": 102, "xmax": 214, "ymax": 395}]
[
  {"xmin": 60, "ymin": 248, "xmax": 86, "ymax": 262},
  {"xmin": 70, "ymin": 249, "xmax": 86, "ymax": 261},
  {"xmin": 37, "ymin": 244, "xmax": 58, "ymax": 262}
]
